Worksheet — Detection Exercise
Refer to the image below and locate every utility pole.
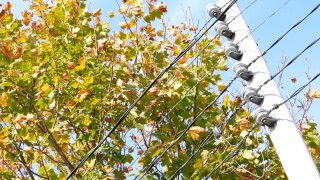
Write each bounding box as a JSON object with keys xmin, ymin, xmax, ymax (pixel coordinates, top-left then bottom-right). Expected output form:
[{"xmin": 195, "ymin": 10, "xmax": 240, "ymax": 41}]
[{"xmin": 208, "ymin": 1, "xmax": 320, "ymax": 179}]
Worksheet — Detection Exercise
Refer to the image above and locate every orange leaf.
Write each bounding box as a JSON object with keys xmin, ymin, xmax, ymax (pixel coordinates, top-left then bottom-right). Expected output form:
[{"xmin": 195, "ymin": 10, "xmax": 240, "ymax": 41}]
[
  {"xmin": 187, "ymin": 126, "xmax": 205, "ymax": 140},
  {"xmin": 3, "ymin": 2, "xmax": 12, "ymax": 12},
  {"xmin": 92, "ymin": 8, "xmax": 101, "ymax": 17},
  {"xmin": 155, "ymin": 2, "xmax": 167, "ymax": 13},
  {"xmin": 21, "ymin": 10, "xmax": 33, "ymax": 26},
  {"xmin": 290, "ymin": 77, "xmax": 297, "ymax": 83},
  {"xmin": 177, "ymin": 54, "xmax": 190, "ymax": 65}
]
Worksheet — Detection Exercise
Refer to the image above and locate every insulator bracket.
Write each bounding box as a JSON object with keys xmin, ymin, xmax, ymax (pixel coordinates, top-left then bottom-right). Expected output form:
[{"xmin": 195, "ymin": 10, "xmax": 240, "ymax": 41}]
[
  {"xmin": 214, "ymin": 21, "xmax": 235, "ymax": 39},
  {"xmin": 232, "ymin": 62, "xmax": 253, "ymax": 81},
  {"xmin": 224, "ymin": 42, "xmax": 243, "ymax": 60},
  {"xmin": 206, "ymin": 3, "xmax": 226, "ymax": 21},
  {"xmin": 241, "ymin": 86, "xmax": 264, "ymax": 105},
  {"xmin": 253, "ymin": 108, "xmax": 276, "ymax": 127}
]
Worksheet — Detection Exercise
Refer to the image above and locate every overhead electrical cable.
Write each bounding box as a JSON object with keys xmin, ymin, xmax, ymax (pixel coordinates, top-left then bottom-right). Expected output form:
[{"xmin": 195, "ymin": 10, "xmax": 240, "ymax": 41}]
[
  {"xmin": 169, "ymin": 101, "xmax": 246, "ymax": 179},
  {"xmin": 168, "ymin": 35, "xmax": 320, "ymax": 178},
  {"xmin": 237, "ymin": 0, "xmax": 290, "ymax": 44},
  {"xmin": 205, "ymin": 72, "xmax": 320, "ymax": 179},
  {"xmin": 135, "ymin": 3, "xmax": 320, "ymax": 178},
  {"xmin": 66, "ymin": 1, "xmax": 237, "ymax": 179}
]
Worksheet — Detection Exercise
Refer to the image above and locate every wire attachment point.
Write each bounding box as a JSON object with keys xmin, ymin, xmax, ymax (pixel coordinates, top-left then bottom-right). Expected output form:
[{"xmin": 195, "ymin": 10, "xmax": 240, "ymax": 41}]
[
  {"xmin": 214, "ymin": 21, "xmax": 235, "ymax": 39},
  {"xmin": 253, "ymin": 108, "xmax": 276, "ymax": 127},
  {"xmin": 232, "ymin": 62, "xmax": 253, "ymax": 81},
  {"xmin": 224, "ymin": 42, "xmax": 243, "ymax": 60},
  {"xmin": 242, "ymin": 87, "xmax": 264, "ymax": 105},
  {"xmin": 206, "ymin": 3, "xmax": 226, "ymax": 21}
]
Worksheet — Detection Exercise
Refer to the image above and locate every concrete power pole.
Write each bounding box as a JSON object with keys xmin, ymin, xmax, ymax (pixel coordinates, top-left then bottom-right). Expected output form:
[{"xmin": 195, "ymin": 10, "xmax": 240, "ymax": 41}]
[{"xmin": 208, "ymin": 1, "xmax": 320, "ymax": 179}]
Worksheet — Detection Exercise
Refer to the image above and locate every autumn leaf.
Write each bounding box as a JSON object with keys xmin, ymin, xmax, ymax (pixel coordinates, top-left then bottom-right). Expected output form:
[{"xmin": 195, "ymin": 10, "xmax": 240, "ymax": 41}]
[
  {"xmin": 0, "ymin": 92, "xmax": 8, "ymax": 107},
  {"xmin": 177, "ymin": 54, "xmax": 190, "ymax": 65},
  {"xmin": 1, "ymin": 43, "xmax": 23, "ymax": 60},
  {"xmin": 307, "ymin": 89, "xmax": 320, "ymax": 99},
  {"xmin": 76, "ymin": 76, "xmax": 84, "ymax": 84},
  {"xmin": 233, "ymin": 96, "xmax": 242, "ymax": 106},
  {"xmin": 155, "ymin": 2, "xmax": 167, "ymax": 13},
  {"xmin": 187, "ymin": 126, "xmax": 205, "ymax": 140},
  {"xmin": 21, "ymin": 10, "xmax": 33, "ymax": 26},
  {"xmin": 217, "ymin": 82, "xmax": 227, "ymax": 92},
  {"xmin": 290, "ymin": 77, "xmax": 297, "ymax": 83},
  {"xmin": 92, "ymin": 8, "xmax": 101, "ymax": 17},
  {"xmin": 75, "ymin": 57, "xmax": 86, "ymax": 71},
  {"xmin": 76, "ymin": 89, "xmax": 90, "ymax": 101},
  {"xmin": 3, "ymin": 2, "xmax": 12, "ymax": 12},
  {"xmin": 236, "ymin": 117, "xmax": 250, "ymax": 130}
]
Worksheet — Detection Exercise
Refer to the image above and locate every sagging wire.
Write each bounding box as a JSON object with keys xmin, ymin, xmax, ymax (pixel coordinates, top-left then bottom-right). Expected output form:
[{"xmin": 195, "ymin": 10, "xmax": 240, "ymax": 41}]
[
  {"xmin": 134, "ymin": 1, "xmax": 320, "ymax": 178},
  {"xmin": 268, "ymin": 72, "xmax": 320, "ymax": 114},
  {"xmin": 66, "ymin": 1, "xmax": 237, "ymax": 178},
  {"xmin": 246, "ymin": 2, "xmax": 320, "ymax": 68},
  {"xmin": 236, "ymin": 0, "xmax": 291, "ymax": 45},
  {"xmin": 168, "ymin": 101, "xmax": 247, "ymax": 179},
  {"xmin": 134, "ymin": 3, "xmax": 320, "ymax": 176},
  {"xmin": 205, "ymin": 71, "xmax": 320, "ymax": 179},
  {"xmin": 205, "ymin": 122, "xmax": 258, "ymax": 179},
  {"xmin": 168, "ymin": 35, "xmax": 320, "ymax": 178}
]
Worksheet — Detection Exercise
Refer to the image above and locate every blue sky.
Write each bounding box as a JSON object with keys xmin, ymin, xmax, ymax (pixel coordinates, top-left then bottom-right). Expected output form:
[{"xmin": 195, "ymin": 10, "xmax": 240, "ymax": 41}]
[
  {"xmin": 8, "ymin": 0, "xmax": 320, "ymax": 134},
  {"xmin": 94, "ymin": 0, "xmax": 320, "ymax": 126},
  {"xmin": 7, "ymin": 0, "xmax": 320, "ymax": 178}
]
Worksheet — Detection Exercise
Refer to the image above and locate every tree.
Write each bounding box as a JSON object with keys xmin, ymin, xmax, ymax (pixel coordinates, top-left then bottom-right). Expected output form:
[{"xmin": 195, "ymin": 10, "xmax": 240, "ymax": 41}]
[{"xmin": 0, "ymin": 0, "xmax": 319, "ymax": 179}]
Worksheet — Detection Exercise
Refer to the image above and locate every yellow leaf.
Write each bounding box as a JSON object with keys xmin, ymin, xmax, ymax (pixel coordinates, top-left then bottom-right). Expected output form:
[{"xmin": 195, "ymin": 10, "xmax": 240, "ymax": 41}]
[
  {"xmin": 87, "ymin": 159, "xmax": 96, "ymax": 169},
  {"xmin": 0, "ymin": 92, "xmax": 8, "ymax": 107},
  {"xmin": 17, "ymin": 33, "xmax": 27, "ymax": 43},
  {"xmin": 307, "ymin": 89, "xmax": 320, "ymax": 99},
  {"xmin": 211, "ymin": 35, "xmax": 221, "ymax": 47},
  {"xmin": 41, "ymin": 83, "xmax": 50, "ymax": 92},
  {"xmin": 173, "ymin": 46, "xmax": 179, "ymax": 56},
  {"xmin": 83, "ymin": 116, "xmax": 91, "ymax": 126},
  {"xmin": 217, "ymin": 82, "xmax": 227, "ymax": 92},
  {"xmin": 242, "ymin": 150, "xmax": 256, "ymax": 160},
  {"xmin": 75, "ymin": 57, "xmax": 86, "ymax": 71},
  {"xmin": 53, "ymin": 75, "xmax": 59, "ymax": 85},
  {"xmin": 0, "ymin": 128, "xmax": 9, "ymax": 139},
  {"xmin": 26, "ymin": 113, "xmax": 35, "ymax": 121},
  {"xmin": 108, "ymin": 11, "xmax": 114, "ymax": 18},
  {"xmin": 222, "ymin": 94, "xmax": 229, "ymax": 107},
  {"xmin": 187, "ymin": 126, "xmax": 205, "ymax": 140}
]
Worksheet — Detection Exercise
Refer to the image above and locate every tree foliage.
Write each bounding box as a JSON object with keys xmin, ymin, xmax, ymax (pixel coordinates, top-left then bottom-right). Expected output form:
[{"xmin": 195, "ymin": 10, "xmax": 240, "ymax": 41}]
[{"xmin": 0, "ymin": 0, "xmax": 319, "ymax": 179}]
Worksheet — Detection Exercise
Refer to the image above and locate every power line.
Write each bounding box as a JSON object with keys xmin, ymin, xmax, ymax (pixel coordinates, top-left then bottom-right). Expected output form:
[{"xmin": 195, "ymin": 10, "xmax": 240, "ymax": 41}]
[
  {"xmin": 168, "ymin": 101, "xmax": 246, "ymax": 179},
  {"xmin": 237, "ymin": 0, "xmax": 290, "ymax": 44},
  {"xmin": 168, "ymin": 34, "xmax": 320, "ymax": 178},
  {"xmin": 256, "ymin": 36, "xmax": 320, "ymax": 92},
  {"xmin": 205, "ymin": 71, "xmax": 320, "ymax": 179},
  {"xmin": 134, "ymin": 2, "xmax": 320, "ymax": 177},
  {"xmin": 268, "ymin": 72, "xmax": 320, "ymax": 114},
  {"xmin": 66, "ymin": 1, "xmax": 236, "ymax": 179},
  {"xmin": 246, "ymin": 2, "xmax": 320, "ymax": 68},
  {"xmin": 205, "ymin": 122, "xmax": 258, "ymax": 179},
  {"xmin": 135, "ymin": 76, "xmax": 237, "ymax": 179}
]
